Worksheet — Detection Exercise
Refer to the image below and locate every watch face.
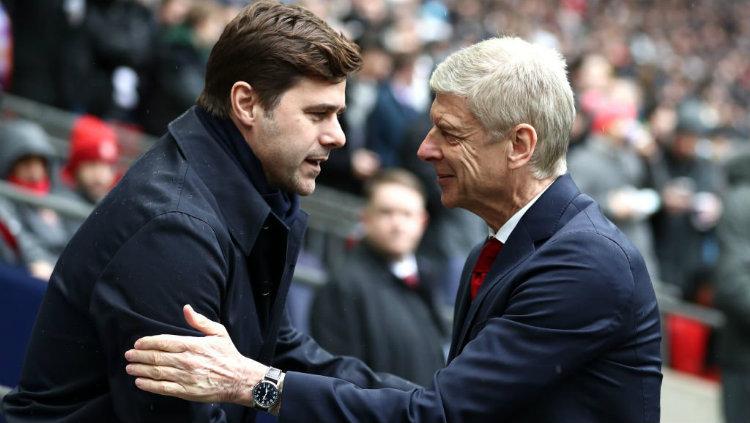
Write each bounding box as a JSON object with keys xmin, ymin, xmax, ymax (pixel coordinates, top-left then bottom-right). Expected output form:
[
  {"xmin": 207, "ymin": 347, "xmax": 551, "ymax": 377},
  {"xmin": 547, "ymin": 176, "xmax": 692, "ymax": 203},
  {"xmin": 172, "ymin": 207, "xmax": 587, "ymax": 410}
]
[{"xmin": 252, "ymin": 380, "xmax": 279, "ymax": 409}]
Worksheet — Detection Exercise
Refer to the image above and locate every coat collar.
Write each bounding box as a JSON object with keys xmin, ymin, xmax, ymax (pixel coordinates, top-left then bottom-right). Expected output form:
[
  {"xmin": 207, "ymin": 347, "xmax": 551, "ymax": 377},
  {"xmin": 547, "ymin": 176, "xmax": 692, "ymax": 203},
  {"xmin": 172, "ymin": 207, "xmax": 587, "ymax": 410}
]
[
  {"xmin": 449, "ymin": 174, "xmax": 586, "ymax": 360},
  {"xmin": 169, "ymin": 107, "xmax": 302, "ymax": 255}
]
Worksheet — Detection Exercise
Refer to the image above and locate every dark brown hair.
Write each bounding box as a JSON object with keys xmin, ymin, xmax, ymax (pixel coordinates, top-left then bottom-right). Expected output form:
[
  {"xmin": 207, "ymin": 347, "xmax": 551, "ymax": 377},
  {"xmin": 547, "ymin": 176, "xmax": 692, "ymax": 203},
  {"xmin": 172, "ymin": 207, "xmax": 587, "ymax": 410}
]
[
  {"xmin": 364, "ymin": 169, "xmax": 426, "ymax": 205},
  {"xmin": 196, "ymin": 0, "xmax": 362, "ymax": 117}
]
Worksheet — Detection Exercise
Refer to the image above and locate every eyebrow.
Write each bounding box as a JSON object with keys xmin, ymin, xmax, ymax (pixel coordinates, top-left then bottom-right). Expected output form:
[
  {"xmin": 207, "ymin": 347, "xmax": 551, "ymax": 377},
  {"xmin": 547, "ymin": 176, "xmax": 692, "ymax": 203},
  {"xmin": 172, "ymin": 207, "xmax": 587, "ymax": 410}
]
[
  {"xmin": 303, "ymin": 104, "xmax": 346, "ymax": 114},
  {"xmin": 434, "ymin": 116, "xmax": 461, "ymax": 132}
]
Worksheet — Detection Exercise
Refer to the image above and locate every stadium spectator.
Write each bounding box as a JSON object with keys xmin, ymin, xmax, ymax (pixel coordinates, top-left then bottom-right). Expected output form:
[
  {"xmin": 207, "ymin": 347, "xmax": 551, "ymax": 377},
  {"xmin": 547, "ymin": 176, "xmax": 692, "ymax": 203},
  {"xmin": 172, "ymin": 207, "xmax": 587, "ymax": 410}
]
[
  {"xmin": 365, "ymin": 52, "xmax": 427, "ymax": 168},
  {"xmin": 316, "ymin": 36, "xmax": 390, "ymax": 194},
  {"xmin": 61, "ymin": 115, "xmax": 120, "ymax": 206},
  {"xmin": 139, "ymin": 1, "xmax": 226, "ymax": 136},
  {"xmin": 310, "ymin": 169, "xmax": 447, "ymax": 386},
  {"xmin": 654, "ymin": 113, "xmax": 724, "ymax": 296},
  {"xmin": 568, "ymin": 78, "xmax": 662, "ymax": 280},
  {"xmin": 713, "ymin": 149, "xmax": 750, "ymax": 423},
  {"xmin": 0, "ymin": 120, "xmax": 71, "ymax": 280}
]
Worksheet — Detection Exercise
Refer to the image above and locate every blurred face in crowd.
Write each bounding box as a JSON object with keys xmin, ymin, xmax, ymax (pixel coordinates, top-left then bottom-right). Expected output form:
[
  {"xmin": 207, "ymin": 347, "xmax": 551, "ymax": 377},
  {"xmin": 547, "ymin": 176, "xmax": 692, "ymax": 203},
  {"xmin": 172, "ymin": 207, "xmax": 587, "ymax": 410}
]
[
  {"xmin": 672, "ymin": 132, "xmax": 698, "ymax": 159},
  {"xmin": 362, "ymin": 182, "xmax": 427, "ymax": 260},
  {"xmin": 11, "ymin": 156, "xmax": 47, "ymax": 183},
  {"xmin": 245, "ymin": 77, "xmax": 347, "ymax": 196},
  {"xmin": 76, "ymin": 161, "xmax": 116, "ymax": 203},
  {"xmin": 417, "ymin": 93, "xmax": 509, "ymax": 212}
]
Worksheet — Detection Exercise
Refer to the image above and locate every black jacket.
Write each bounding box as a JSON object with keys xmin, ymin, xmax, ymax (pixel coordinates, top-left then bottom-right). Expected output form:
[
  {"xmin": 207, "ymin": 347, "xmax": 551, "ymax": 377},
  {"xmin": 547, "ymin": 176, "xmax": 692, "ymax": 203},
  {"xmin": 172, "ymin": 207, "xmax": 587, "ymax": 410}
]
[
  {"xmin": 310, "ymin": 241, "xmax": 447, "ymax": 386},
  {"xmin": 3, "ymin": 107, "xmax": 412, "ymax": 422}
]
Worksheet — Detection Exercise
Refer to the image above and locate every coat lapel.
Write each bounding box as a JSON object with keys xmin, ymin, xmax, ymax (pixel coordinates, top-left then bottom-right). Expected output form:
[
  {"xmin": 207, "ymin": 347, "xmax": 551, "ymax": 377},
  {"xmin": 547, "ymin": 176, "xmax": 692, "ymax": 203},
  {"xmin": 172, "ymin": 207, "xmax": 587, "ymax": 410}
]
[
  {"xmin": 449, "ymin": 175, "xmax": 585, "ymax": 359},
  {"xmin": 448, "ymin": 244, "xmax": 483, "ymax": 360},
  {"xmin": 450, "ymin": 226, "xmax": 535, "ymax": 359}
]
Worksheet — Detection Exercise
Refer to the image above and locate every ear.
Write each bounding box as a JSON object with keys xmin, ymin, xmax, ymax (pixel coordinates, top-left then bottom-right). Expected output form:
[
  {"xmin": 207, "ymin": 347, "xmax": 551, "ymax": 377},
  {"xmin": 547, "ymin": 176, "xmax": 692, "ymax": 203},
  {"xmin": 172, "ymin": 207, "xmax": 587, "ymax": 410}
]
[
  {"xmin": 507, "ymin": 124, "xmax": 538, "ymax": 170},
  {"xmin": 230, "ymin": 81, "xmax": 261, "ymax": 128}
]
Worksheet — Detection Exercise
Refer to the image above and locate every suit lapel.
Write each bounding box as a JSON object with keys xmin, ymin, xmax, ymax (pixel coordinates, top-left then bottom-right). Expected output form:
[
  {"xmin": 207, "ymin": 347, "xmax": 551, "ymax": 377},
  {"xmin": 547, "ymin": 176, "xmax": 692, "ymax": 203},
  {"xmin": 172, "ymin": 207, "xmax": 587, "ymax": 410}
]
[
  {"xmin": 448, "ymin": 175, "xmax": 585, "ymax": 359},
  {"xmin": 450, "ymin": 227, "xmax": 535, "ymax": 358},
  {"xmin": 448, "ymin": 244, "xmax": 483, "ymax": 360}
]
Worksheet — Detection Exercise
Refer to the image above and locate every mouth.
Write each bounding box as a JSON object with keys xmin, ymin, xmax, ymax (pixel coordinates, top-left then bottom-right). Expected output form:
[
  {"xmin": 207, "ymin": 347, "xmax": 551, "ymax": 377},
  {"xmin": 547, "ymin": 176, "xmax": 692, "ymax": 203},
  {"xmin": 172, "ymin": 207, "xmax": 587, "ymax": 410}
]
[
  {"xmin": 436, "ymin": 173, "xmax": 454, "ymax": 186},
  {"xmin": 304, "ymin": 157, "xmax": 327, "ymax": 171}
]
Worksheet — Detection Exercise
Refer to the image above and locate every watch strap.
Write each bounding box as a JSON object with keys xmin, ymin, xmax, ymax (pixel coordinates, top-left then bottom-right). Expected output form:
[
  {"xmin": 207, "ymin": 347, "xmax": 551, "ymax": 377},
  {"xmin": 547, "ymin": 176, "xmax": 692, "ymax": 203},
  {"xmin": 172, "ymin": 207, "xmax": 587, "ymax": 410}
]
[{"xmin": 265, "ymin": 366, "xmax": 282, "ymax": 383}]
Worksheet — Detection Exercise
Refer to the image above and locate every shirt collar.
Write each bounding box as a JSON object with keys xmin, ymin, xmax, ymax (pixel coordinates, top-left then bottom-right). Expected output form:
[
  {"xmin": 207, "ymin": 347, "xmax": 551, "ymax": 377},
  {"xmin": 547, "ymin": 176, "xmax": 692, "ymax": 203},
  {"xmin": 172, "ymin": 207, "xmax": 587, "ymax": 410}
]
[
  {"xmin": 389, "ymin": 254, "xmax": 418, "ymax": 279},
  {"xmin": 490, "ymin": 182, "xmax": 553, "ymax": 243}
]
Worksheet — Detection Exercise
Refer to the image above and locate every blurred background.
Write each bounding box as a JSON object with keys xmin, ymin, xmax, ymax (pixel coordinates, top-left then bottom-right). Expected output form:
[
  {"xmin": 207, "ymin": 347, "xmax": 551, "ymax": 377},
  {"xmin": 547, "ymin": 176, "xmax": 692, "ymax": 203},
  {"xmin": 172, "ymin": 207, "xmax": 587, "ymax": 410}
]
[{"xmin": 2, "ymin": 1, "xmax": 750, "ymax": 422}]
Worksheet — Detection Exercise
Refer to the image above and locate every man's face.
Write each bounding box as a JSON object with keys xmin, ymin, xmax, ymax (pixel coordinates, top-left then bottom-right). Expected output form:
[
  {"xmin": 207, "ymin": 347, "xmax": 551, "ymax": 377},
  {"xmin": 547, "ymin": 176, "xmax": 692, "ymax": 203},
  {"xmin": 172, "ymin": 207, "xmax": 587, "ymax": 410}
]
[
  {"xmin": 76, "ymin": 161, "xmax": 116, "ymax": 202},
  {"xmin": 362, "ymin": 183, "xmax": 427, "ymax": 260},
  {"xmin": 417, "ymin": 93, "xmax": 508, "ymax": 211},
  {"xmin": 11, "ymin": 156, "xmax": 47, "ymax": 183},
  {"xmin": 251, "ymin": 78, "xmax": 347, "ymax": 195}
]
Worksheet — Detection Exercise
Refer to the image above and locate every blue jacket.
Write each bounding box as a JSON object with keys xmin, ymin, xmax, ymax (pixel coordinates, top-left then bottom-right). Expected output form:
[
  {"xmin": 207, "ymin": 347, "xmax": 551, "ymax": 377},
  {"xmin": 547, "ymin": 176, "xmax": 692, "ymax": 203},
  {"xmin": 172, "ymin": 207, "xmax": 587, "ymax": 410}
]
[
  {"xmin": 279, "ymin": 175, "xmax": 662, "ymax": 423},
  {"xmin": 2, "ymin": 108, "xmax": 412, "ymax": 422}
]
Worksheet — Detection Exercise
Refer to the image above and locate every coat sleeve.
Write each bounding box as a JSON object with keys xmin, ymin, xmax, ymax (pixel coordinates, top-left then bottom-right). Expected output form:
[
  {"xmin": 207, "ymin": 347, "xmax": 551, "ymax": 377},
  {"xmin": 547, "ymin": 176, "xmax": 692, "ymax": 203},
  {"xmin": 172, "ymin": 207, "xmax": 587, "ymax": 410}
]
[
  {"xmin": 277, "ymin": 231, "xmax": 636, "ymax": 423},
  {"xmin": 90, "ymin": 212, "xmax": 233, "ymax": 422},
  {"xmin": 272, "ymin": 304, "xmax": 416, "ymax": 392}
]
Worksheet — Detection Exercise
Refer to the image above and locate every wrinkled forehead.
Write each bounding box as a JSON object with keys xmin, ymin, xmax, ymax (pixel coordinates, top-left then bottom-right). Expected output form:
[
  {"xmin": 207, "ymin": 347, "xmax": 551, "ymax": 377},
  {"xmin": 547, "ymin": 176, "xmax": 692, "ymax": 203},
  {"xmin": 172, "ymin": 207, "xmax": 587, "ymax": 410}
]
[{"xmin": 429, "ymin": 93, "xmax": 482, "ymax": 131}]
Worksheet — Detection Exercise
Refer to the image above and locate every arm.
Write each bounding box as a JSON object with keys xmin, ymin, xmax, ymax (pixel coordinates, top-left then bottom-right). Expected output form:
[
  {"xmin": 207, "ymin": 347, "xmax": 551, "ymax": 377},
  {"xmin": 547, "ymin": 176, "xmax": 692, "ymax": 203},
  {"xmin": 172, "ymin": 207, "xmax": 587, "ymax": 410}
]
[
  {"xmin": 126, "ymin": 232, "xmax": 634, "ymax": 422},
  {"xmin": 271, "ymin": 274, "xmax": 415, "ymax": 390},
  {"xmin": 272, "ymin": 303, "xmax": 416, "ymax": 390},
  {"xmin": 279, "ymin": 231, "xmax": 636, "ymax": 423},
  {"xmin": 95, "ymin": 212, "xmax": 233, "ymax": 422}
]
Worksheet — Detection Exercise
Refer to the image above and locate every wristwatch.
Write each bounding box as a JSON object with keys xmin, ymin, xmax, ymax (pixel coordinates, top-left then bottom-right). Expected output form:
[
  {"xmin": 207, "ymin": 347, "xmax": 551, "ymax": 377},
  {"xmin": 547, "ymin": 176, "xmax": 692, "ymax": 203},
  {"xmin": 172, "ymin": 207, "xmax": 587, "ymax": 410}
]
[{"xmin": 252, "ymin": 366, "xmax": 283, "ymax": 411}]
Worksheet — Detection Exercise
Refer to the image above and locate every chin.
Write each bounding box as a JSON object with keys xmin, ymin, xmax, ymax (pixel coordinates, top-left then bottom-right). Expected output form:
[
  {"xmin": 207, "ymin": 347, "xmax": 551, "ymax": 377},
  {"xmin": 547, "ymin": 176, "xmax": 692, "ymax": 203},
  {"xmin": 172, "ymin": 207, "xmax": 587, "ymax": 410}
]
[
  {"xmin": 294, "ymin": 179, "xmax": 316, "ymax": 196},
  {"xmin": 440, "ymin": 193, "xmax": 459, "ymax": 209}
]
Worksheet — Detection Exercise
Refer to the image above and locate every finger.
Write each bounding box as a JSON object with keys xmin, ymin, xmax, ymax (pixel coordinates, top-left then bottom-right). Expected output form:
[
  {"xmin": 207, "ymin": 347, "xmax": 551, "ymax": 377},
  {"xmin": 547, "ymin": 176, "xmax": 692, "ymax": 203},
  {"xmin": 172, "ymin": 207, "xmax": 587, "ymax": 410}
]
[
  {"xmin": 126, "ymin": 363, "xmax": 188, "ymax": 384},
  {"xmin": 134, "ymin": 377, "xmax": 190, "ymax": 400},
  {"xmin": 133, "ymin": 334, "xmax": 190, "ymax": 352},
  {"xmin": 183, "ymin": 304, "xmax": 228, "ymax": 337},
  {"xmin": 124, "ymin": 349, "xmax": 186, "ymax": 368}
]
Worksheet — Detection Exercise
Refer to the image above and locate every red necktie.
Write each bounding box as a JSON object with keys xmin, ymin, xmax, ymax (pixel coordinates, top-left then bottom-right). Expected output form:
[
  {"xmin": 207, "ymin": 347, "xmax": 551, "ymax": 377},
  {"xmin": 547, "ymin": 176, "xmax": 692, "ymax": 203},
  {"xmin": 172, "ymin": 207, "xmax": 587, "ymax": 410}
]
[
  {"xmin": 470, "ymin": 238, "xmax": 503, "ymax": 299},
  {"xmin": 402, "ymin": 273, "xmax": 420, "ymax": 289}
]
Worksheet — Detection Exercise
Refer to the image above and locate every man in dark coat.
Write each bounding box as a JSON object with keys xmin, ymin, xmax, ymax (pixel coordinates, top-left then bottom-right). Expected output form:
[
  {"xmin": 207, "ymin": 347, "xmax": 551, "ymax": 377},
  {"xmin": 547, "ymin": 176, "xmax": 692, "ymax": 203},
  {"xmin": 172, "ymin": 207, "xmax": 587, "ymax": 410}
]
[
  {"xmin": 310, "ymin": 169, "xmax": 447, "ymax": 386},
  {"xmin": 2, "ymin": 2, "xmax": 415, "ymax": 422},
  {"xmin": 126, "ymin": 36, "xmax": 662, "ymax": 423}
]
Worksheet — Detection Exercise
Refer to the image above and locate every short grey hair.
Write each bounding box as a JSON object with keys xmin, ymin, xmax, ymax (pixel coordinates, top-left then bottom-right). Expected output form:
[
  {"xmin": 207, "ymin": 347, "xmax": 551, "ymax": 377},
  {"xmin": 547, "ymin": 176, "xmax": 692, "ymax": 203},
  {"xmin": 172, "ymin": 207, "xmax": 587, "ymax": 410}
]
[{"xmin": 430, "ymin": 36, "xmax": 575, "ymax": 179}]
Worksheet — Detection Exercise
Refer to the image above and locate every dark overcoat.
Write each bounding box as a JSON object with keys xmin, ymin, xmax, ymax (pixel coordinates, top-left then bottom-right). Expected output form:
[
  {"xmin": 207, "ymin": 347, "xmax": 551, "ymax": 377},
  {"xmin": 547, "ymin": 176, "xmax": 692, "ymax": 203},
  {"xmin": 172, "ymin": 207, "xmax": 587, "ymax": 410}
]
[
  {"xmin": 2, "ymin": 108, "xmax": 411, "ymax": 422},
  {"xmin": 310, "ymin": 241, "xmax": 447, "ymax": 387}
]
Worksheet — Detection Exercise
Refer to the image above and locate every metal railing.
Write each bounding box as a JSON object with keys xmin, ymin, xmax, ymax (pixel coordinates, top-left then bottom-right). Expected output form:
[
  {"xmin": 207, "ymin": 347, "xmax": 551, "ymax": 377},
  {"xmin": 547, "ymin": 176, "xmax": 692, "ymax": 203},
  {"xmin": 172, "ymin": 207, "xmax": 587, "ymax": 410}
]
[{"xmin": 0, "ymin": 181, "xmax": 93, "ymax": 219}]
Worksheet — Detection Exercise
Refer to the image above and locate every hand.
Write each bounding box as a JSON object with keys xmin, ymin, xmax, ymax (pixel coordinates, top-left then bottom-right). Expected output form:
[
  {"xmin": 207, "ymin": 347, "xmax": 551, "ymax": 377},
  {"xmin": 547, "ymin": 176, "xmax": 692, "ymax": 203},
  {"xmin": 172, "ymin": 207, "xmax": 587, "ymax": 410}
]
[
  {"xmin": 125, "ymin": 304, "xmax": 268, "ymax": 406},
  {"xmin": 607, "ymin": 190, "xmax": 636, "ymax": 220}
]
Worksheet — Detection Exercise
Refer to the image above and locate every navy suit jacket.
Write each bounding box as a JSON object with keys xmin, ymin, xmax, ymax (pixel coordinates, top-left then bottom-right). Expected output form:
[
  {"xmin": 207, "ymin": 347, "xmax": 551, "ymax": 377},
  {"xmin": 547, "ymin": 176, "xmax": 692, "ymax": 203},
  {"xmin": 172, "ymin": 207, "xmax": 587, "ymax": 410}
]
[
  {"xmin": 2, "ymin": 108, "xmax": 413, "ymax": 423},
  {"xmin": 280, "ymin": 175, "xmax": 662, "ymax": 423}
]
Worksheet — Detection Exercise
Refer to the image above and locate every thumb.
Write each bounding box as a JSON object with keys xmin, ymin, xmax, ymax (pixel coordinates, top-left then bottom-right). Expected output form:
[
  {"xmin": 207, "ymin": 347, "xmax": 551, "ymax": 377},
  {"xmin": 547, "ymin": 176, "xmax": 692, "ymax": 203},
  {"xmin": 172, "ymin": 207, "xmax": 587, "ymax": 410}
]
[{"xmin": 183, "ymin": 304, "xmax": 229, "ymax": 337}]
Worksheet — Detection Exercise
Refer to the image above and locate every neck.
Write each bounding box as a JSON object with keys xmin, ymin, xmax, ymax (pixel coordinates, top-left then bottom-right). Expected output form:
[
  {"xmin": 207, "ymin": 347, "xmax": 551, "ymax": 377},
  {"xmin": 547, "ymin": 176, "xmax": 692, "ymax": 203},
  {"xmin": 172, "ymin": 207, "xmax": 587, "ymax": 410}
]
[{"xmin": 479, "ymin": 174, "xmax": 556, "ymax": 232}]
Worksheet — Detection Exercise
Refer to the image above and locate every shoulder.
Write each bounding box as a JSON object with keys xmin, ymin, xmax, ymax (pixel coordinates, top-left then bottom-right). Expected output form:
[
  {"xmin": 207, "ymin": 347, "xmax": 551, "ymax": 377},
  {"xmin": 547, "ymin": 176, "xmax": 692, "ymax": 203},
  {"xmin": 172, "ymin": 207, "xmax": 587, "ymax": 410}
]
[{"xmin": 504, "ymin": 230, "xmax": 642, "ymax": 333}]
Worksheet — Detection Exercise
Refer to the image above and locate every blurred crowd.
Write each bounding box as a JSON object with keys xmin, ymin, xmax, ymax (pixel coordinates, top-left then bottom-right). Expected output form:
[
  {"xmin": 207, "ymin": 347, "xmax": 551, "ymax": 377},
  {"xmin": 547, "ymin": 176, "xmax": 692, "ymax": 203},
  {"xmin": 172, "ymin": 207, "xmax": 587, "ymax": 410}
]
[{"xmin": 1, "ymin": 0, "xmax": 750, "ymax": 405}]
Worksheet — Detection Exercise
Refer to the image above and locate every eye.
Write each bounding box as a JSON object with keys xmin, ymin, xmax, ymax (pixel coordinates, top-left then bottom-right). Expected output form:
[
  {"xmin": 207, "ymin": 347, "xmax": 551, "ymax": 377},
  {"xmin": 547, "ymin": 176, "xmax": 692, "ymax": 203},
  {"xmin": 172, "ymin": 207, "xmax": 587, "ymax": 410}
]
[
  {"xmin": 308, "ymin": 112, "xmax": 327, "ymax": 122},
  {"xmin": 444, "ymin": 132, "xmax": 462, "ymax": 145}
]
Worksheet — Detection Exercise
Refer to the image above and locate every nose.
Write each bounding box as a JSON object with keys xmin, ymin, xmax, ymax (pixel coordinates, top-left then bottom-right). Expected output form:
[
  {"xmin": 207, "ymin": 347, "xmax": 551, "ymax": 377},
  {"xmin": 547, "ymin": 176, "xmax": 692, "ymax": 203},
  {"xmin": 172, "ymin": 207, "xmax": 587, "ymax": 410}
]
[
  {"xmin": 320, "ymin": 116, "xmax": 346, "ymax": 149},
  {"xmin": 417, "ymin": 127, "xmax": 441, "ymax": 162}
]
